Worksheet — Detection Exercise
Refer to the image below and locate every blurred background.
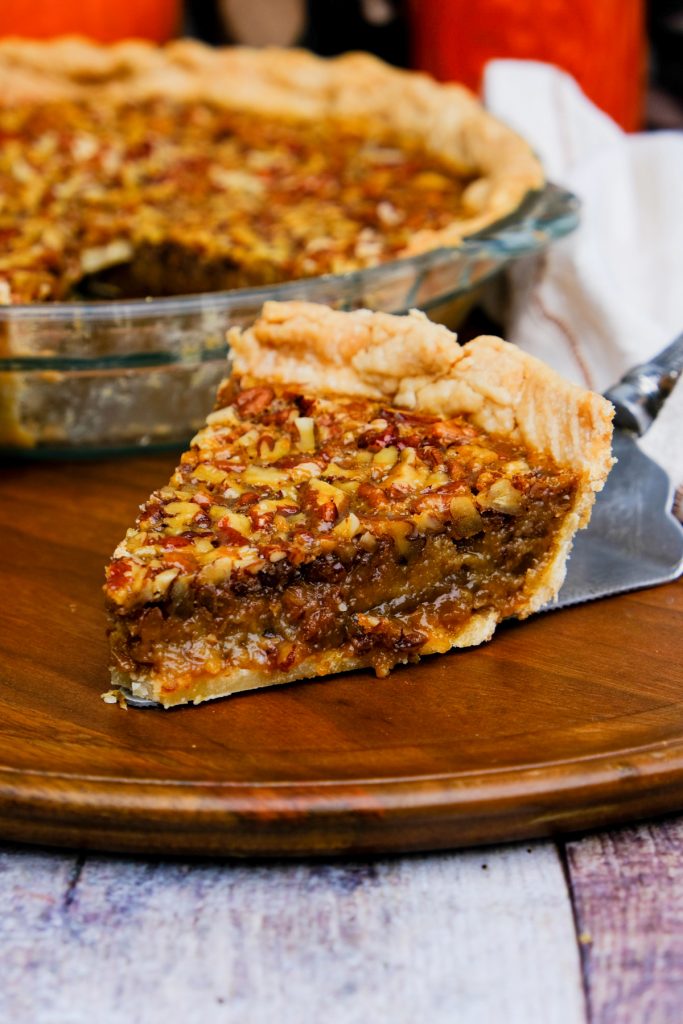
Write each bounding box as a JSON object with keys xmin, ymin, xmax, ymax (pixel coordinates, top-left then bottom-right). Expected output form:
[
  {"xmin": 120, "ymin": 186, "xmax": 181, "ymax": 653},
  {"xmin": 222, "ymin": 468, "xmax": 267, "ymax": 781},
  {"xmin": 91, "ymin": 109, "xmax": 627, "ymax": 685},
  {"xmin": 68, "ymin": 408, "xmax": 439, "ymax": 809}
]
[{"xmin": 0, "ymin": 0, "xmax": 680, "ymax": 130}]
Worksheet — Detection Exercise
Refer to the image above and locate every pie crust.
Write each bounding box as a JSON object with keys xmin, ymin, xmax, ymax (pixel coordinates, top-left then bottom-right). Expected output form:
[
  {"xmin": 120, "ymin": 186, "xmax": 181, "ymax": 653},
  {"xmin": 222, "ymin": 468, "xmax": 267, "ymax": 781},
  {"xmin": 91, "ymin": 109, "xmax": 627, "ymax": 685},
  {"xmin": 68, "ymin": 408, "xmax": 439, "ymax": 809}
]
[{"xmin": 104, "ymin": 301, "xmax": 613, "ymax": 707}]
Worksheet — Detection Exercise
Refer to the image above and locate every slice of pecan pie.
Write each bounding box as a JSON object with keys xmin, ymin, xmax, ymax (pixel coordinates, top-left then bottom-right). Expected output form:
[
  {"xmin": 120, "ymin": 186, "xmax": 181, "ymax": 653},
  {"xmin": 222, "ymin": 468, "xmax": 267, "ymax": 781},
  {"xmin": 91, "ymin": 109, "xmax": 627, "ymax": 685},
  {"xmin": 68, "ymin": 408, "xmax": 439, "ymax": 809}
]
[{"xmin": 104, "ymin": 302, "xmax": 614, "ymax": 707}]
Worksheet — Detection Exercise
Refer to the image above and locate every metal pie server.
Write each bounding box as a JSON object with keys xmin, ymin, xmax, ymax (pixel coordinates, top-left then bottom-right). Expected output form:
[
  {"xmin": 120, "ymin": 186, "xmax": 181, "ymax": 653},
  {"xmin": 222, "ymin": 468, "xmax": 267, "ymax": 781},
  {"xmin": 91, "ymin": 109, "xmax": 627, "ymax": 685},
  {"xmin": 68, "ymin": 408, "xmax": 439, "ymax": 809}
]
[{"xmin": 554, "ymin": 332, "xmax": 683, "ymax": 609}]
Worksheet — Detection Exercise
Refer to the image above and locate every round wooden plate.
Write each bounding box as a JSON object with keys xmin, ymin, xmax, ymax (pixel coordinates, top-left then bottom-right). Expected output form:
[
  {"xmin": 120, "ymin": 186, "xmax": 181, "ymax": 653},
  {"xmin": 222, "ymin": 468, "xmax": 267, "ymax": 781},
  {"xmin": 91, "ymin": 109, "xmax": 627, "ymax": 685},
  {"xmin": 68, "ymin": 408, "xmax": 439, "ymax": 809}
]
[{"xmin": 2, "ymin": 454, "xmax": 683, "ymax": 857}]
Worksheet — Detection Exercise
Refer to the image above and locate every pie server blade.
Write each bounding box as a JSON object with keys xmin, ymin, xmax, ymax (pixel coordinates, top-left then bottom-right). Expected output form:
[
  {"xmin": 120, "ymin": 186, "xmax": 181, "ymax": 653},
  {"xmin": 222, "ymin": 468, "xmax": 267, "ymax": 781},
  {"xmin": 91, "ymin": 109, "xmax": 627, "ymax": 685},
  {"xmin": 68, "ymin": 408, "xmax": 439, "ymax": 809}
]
[{"xmin": 552, "ymin": 331, "xmax": 683, "ymax": 610}]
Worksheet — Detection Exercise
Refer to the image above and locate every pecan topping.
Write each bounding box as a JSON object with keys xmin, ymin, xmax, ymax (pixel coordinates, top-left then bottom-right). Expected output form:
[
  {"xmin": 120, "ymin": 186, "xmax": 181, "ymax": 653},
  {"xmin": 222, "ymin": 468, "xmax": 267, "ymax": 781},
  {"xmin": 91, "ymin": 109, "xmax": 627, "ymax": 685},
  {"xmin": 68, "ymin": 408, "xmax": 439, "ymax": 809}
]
[
  {"xmin": 429, "ymin": 419, "xmax": 479, "ymax": 446},
  {"xmin": 357, "ymin": 482, "xmax": 386, "ymax": 508},
  {"xmin": 235, "ymin": 387, "xmax": 275, "ymax": 418},
  {"xmin": 104, "ymin": 377, "xmax": 576, "ymax": 619},
  {"xmin": 216, "ymin": 518, "xmax": 250, "ymax": 546},
  {"xmin": 317, "ymin": 501, "xmax": 338, "ymax": 524},
  {"xmin": 358, "ymin": 423, "xmax": 399, "ymax": 451}
]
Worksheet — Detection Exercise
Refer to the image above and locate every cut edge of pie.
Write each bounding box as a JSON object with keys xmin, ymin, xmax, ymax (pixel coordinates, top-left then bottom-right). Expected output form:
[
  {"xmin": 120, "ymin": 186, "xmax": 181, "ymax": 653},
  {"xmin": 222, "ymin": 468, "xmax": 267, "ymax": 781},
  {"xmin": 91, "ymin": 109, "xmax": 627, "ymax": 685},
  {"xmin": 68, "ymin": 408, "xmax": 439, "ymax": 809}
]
[{"xmin": 104, "ymin": 301, "xmax": 613, "ymax": 708}]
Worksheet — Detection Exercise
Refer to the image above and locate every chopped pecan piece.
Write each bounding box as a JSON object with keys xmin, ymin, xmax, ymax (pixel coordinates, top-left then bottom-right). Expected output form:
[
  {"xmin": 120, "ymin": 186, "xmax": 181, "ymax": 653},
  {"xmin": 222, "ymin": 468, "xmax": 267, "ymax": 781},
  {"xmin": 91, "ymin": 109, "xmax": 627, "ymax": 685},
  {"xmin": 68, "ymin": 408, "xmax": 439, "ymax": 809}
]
[{"xmin": 235, "ymin": 387, "xmax": 275, "ymax": 418}]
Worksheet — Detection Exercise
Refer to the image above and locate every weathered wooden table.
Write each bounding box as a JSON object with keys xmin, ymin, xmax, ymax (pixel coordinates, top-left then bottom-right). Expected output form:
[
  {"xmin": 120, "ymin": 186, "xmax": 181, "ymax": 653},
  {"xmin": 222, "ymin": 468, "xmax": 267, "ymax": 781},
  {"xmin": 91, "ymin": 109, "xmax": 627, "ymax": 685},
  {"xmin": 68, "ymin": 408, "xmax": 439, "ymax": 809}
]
[
  {"xmin": 2, "ymin": 819, "xmax": 683, "ymax": 1022},
  {"xmin": 3, "ymin": 445, "xmax": 683, "ymax": 1022}
]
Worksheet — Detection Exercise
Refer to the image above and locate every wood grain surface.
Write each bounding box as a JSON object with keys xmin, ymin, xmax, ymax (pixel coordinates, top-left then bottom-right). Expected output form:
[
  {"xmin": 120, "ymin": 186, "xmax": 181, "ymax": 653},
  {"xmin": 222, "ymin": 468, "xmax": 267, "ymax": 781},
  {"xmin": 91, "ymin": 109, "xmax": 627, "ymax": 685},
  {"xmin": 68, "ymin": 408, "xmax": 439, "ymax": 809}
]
[
  {"xmin": 566, "ymin": 819, "xmax": 683, "ymax": 1024},
  {"xmin": 1, "ymin": 454, "xmax": 683, "ymax": 856},
  {"xmin": 0, "ymin": 840, "xmax": 586, "ymax": 1024},
  {"xmin": 5, "ymin": 819, "xmax": 683, "ymax": 1023}
]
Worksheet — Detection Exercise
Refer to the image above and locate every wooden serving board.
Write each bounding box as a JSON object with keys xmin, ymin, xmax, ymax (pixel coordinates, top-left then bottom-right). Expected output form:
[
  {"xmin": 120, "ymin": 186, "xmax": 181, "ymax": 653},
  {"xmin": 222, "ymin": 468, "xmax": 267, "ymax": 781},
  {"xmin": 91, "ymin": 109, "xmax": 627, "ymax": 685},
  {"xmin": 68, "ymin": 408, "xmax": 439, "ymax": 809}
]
[{"xmin": 1, "ymin": 453, "xmax": 682, "ymax": 857}]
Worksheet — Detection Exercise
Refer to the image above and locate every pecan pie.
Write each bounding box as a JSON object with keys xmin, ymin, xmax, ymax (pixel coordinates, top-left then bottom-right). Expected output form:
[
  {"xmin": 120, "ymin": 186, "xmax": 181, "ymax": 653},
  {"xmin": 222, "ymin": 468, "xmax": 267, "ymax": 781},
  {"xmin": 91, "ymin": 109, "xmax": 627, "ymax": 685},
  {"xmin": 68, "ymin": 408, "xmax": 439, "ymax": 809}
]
[
  {"xmin": 0, "ymin": 37, "xmax": 543, "ymax": 304},
  {"xmin": 104, "ymin": 302, "xmax": 614, "ymax": 707}
]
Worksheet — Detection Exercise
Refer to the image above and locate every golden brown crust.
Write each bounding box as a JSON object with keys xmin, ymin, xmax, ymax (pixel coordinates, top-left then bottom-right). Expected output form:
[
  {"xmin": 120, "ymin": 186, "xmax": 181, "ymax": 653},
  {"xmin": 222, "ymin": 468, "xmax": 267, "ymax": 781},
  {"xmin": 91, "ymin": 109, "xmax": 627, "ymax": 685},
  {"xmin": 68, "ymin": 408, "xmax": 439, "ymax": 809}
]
[
  {"xmin": 0, "ymin": 36, "xmax": 543, "ymax": 249},
  {"xmin": 231, "ymin": 301, "xmax": 613, "ymax": 481}
]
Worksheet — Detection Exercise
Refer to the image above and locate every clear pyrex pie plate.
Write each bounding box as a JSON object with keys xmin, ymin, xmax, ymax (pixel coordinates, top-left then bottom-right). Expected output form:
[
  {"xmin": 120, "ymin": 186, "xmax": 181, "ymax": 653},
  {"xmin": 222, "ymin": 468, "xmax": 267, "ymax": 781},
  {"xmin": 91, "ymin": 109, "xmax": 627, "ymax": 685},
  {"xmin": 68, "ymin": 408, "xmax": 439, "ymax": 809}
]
[{"xmin": 0, "ymin": 183, "xmax": 578, "ymax": 458}]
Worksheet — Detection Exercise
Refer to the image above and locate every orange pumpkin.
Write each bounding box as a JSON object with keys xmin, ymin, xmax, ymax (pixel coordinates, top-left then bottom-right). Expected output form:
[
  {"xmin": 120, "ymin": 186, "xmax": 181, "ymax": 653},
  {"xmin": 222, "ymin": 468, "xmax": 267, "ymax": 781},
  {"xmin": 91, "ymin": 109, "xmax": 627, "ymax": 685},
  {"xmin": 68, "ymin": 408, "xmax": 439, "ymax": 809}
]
[
  {"xmin": 408, "ymin": 0, "xmax": 646, "ymax": 132},
  {"xmin": 0, "ymin": 0, "xmax": 180, "ymax": 44}
]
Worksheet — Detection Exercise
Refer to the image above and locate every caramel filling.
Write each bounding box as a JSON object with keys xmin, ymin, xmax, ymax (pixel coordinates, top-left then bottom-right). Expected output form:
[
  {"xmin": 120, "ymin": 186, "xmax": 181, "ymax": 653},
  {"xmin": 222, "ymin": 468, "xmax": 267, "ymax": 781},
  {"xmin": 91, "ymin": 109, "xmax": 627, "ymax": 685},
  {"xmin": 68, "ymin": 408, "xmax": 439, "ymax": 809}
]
[{"xmin": 109, "ymin": 474, "xmax": 576, "ymax": 690}]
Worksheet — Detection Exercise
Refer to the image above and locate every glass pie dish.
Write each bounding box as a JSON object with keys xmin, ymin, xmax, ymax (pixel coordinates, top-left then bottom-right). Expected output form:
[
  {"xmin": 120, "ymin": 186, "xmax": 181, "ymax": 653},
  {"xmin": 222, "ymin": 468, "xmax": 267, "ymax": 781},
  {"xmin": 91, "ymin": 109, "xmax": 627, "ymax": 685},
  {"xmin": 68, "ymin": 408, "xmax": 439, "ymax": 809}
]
[{"xmin": 0, "ymin": 183, "xmax": 578, "ymax": 457}]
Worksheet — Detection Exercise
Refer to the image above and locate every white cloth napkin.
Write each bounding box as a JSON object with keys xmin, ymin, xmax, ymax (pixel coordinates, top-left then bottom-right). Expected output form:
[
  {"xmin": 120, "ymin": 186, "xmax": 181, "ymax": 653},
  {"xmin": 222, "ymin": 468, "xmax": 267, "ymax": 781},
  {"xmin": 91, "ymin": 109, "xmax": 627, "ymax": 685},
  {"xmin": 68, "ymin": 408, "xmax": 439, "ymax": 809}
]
[{"xmin": 484, "ymin": 60, "xmax": 683, "ymax": 518}]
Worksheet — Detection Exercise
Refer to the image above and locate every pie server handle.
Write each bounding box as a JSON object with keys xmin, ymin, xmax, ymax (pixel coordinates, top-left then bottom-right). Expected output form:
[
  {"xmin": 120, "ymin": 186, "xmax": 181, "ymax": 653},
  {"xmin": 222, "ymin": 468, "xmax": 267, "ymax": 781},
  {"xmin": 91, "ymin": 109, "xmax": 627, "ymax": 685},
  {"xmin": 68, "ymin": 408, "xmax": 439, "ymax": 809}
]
[{"xmin": 604, "ymin": 330, "xmax": 683, "ymax": 436}]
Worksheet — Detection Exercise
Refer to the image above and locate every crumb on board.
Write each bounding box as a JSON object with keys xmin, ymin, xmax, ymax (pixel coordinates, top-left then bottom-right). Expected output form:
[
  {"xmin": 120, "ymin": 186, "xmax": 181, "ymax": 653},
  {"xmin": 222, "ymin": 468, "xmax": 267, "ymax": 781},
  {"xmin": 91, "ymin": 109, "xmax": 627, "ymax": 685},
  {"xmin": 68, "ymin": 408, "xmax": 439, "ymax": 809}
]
[{"xmin": 100, "ymin": 689, "xmax": 128, "ymax": 709}]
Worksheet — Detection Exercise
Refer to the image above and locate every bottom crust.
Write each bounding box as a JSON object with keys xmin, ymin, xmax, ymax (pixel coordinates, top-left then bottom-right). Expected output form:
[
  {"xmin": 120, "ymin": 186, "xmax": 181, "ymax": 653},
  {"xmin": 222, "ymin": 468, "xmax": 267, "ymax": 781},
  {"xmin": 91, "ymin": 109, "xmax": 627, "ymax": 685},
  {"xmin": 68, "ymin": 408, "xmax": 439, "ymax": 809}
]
[{"xmin": 111, "ymin": 611, "xmax": 498, "ymax": 708}]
